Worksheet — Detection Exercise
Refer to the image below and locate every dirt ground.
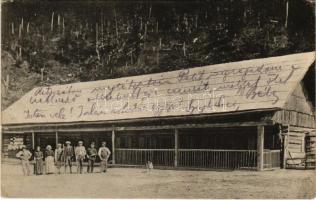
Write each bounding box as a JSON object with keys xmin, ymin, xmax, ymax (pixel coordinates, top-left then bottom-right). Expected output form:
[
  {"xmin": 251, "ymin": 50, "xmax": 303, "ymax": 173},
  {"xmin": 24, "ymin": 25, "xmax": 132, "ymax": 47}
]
[{"xmin": 1, "ymin": 163, "xmax": 316, "ymax": 199}]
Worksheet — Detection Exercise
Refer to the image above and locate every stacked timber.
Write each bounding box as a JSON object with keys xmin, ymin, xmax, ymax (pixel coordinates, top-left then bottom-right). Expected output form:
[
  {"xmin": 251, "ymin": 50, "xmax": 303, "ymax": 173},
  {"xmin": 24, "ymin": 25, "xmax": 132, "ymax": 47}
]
[
  {"xmin": 285, "ymin": 127, "xmax": 306, "ymax": 169},
  {"xmin": 305, "ymin": 130, "xmax": 316, "ymax": 169},
  {"xmin": 1, "ymin": 135, "xmax": 27, "ymax": 158}
]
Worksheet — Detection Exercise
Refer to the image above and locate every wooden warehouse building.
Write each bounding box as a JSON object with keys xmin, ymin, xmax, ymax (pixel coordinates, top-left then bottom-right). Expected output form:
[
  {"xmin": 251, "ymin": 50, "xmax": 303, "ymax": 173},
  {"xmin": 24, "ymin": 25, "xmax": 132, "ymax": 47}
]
[{"xmin": 2, "ymin": 52, "xmax": 316, "ymax": 170}]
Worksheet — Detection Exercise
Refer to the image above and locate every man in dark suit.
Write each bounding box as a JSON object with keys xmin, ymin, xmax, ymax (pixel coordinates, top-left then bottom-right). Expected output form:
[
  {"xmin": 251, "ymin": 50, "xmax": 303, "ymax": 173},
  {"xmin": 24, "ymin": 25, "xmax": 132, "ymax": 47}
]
[
  {"xmin": 63, "ymin": 141, "xmax": 74, "ymax": 173},
  {"xmin": 86, "ymin": 142, "xmax": 97, "ymax": 173}
]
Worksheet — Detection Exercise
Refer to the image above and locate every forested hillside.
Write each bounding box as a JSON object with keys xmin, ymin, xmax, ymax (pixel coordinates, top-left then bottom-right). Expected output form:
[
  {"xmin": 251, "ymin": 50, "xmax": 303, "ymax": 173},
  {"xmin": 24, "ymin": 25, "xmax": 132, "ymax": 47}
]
[{"xmin": 1, "ymin": 0, "xmax": 315, "ymax": 110}]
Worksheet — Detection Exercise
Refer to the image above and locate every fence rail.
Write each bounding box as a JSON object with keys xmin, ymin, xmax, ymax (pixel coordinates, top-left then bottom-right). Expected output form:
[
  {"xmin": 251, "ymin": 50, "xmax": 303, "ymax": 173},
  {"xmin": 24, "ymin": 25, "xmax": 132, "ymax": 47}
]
[{"xmin": 115, "ymin": 148, "xmax": 280, "ymax": 169}]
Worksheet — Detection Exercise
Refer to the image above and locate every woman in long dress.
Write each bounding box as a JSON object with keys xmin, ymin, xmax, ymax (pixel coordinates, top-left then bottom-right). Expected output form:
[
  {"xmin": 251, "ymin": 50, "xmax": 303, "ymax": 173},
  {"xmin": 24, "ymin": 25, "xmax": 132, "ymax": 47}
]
[
  {"xmin": 45, "ymin": 145, "xmax": 55, "ymax": 174},
  {"xmin": 34, "ymin": 146, "xmax": 43, "ymax": 175}
]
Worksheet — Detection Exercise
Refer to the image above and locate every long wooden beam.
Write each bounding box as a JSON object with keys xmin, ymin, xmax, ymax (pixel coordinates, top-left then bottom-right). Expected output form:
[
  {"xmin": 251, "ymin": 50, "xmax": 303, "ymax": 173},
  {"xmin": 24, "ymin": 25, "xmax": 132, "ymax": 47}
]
[
  {"xmin": 283, "ymin": 124, "xmax": 289, "ymax": 169},
  {"xmin": 3, "ymin": 121, "xmax": 273, "ymax": 134},
  {"xmin": 32, "ymin": 131, "xmax": 35, "ymax": 150},
  {"xmin": 2, "ymin": 108, "xmax": 277, "ymax": 130},
  {"xmin": 2, "ymin": 131, "xmax": 26, "ymax": 134},
  {"xmin": 174, "ymin": 129, "xmax": 179, "ymax": 167},
  {"xmin": 55, "ymin": 131, "xmax": 59, "ymax": 147},
  {"xmin": 112, "ymin": 129, "xmax": 116, "ymax": 164}
]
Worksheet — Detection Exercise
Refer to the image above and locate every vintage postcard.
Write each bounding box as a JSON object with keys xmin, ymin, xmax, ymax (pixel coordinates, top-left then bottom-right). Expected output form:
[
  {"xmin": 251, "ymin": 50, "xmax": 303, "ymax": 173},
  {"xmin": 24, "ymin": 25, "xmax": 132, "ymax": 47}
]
[{"xmin": 1, "ymin": 0, "xmax": 315, "ymax": 199}]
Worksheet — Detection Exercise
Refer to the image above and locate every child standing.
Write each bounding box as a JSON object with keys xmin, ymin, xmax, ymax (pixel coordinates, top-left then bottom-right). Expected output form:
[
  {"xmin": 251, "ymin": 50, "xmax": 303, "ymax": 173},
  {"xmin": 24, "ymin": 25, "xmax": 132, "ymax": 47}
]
[{"xmin": 34, "ymin": 146, "xmax": 43, "ymax": 175}]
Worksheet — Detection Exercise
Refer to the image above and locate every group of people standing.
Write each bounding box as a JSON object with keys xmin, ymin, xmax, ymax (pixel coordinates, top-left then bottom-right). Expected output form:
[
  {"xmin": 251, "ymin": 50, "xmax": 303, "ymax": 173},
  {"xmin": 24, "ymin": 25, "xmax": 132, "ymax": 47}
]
[{"xmin": 16, "ymin": 140, "xmax": 111, "ymax": 176}]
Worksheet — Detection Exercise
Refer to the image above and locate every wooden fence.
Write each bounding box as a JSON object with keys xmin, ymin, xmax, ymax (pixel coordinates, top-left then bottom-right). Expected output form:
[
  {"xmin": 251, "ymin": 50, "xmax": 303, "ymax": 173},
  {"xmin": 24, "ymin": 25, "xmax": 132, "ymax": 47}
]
[
  {"xmin": 115, "ymin": 148, "xmax": 280, "ymax": 170},
  {"xmin": 178, "ymin": 149, "xmax": 257, "ymax": 169}
]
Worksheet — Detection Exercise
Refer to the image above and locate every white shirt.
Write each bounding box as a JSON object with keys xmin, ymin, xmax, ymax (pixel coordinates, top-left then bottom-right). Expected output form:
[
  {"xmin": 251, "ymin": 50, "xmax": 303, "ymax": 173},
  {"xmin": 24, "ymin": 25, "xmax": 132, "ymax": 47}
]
[
  {"xmin": 75, "ymin": 146, "xmax": 86, "ymax": 159},
  {"xmin": 98, "ymin": 147, "xmax": 111, "ymax": 160},
  {"xmin": 16, "ymin": 150, "xmax": 32, "ymax": 161}
]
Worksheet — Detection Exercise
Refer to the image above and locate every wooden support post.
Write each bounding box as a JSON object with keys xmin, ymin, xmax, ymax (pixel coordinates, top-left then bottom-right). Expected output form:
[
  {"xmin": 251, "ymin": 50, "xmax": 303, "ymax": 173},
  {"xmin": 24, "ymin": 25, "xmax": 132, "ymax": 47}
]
[
  {"xmin": 112, "ymin": 130, "xmax": 116, "ymax": 164},
  {"xmin": 283, "ymin": 135, "xmax": 288, "ymax": 168},
  {"xmin": 55, "ymin": 131, "xmax": 58, "ymax": 147},
  {"xmin": 174, "ymin": 129, "xmax": 179, "ymax": 167},
  {"xmin": 32, "ymin": 131, "xmax": 35, "ymax": 150},
  {"xmin": 283, "ymin": 125, "xmax": 289, "ymax": 169},
  {"xmin": 257, "ymin": 125, "xmax": 264, "ymax": 171},
  {"xmin": 301, "ymin": 135, "xmax": 305, "ymax": 153}
]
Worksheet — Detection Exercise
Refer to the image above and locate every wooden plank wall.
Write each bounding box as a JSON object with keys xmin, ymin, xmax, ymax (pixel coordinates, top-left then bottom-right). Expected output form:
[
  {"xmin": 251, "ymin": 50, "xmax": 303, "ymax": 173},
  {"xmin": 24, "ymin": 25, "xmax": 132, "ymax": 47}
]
[
  {"xmin": 284, "ymin": 126, "xmax": 315, "ymax": 167},
  {"xmin": 273, "ymin": 81, "xmax": 315, "ymax": 128},
  {"xmin": 273, "ymin": 110, "xmax": 315, "ymax": 128},
  {"xmin": 305, "ymin": 131, "xmax": 316, "ymax": 169},
  {"xmin": 287, "ymin": 130, "xmax": 305, "ymax": 160},
  {"xmin": 285, "ymin": 82, "xmax": 314, "ymax": 115}
]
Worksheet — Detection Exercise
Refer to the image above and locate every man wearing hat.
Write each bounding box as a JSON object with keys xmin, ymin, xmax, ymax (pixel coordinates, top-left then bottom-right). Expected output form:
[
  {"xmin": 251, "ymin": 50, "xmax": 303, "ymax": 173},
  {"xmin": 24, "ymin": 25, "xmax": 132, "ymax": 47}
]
[
  {"xmin": 63, "ymin": 141, "xmax": 74, "ymax": 173},
  {"xmin": 98, "ymin": 141, "xmax": 111, "ymax": 173},
  {"xmin": 55, "ymin": 143, "xmax": 64, "ymax": 174},
  {"xmin": 75, "ymin": 141, "xmax": 86, "ymax": 174},
  {"xmin": 86, "ymin": 142, "xmax": 97, "ymax": 173}
]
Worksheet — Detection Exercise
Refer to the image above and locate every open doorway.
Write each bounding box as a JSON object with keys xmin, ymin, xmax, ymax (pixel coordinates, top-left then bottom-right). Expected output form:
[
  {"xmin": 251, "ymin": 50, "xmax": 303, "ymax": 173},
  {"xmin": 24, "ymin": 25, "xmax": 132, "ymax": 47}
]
[{"xmin": 35, "ymin": 132, "xmax": 56, "ymax": 150}]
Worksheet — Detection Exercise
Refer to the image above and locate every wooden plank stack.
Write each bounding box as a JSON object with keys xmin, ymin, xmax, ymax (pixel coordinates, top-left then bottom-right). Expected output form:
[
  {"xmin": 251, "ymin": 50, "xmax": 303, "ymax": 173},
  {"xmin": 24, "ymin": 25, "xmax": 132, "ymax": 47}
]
[
  {"xmin": 2, "ymin": 135, "xmax": 25, "ymax": 158},
  {"xmin": 305, "ymin": 130, "xmax": 316, "ymax": 169}
]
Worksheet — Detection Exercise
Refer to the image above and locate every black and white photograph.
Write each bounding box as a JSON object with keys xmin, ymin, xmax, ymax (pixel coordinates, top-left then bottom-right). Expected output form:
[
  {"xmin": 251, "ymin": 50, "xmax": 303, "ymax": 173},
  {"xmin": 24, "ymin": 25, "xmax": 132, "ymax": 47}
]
[{"xmin": 1, "ymin": 0, "xmax": 315, "ymax": 198}]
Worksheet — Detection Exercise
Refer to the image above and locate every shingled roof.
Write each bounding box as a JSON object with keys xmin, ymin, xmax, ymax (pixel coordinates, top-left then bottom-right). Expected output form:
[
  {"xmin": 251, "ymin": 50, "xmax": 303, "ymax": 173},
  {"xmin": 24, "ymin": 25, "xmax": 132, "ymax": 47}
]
[{"xmin": 2, "ymin": 52, "xmax": 315, "ymax": 125}]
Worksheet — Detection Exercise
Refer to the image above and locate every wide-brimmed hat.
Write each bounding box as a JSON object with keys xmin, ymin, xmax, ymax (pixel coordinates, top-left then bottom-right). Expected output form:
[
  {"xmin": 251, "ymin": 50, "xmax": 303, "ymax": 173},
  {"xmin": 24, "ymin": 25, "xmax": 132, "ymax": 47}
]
[
  {"xmin": 65, "ymin": 141, "xmax": 71, "ymax": 144},
  {"xmin": 78, "ymin": 141, "xmax": 83, "ymax": 144},
  {"xmin": 46, "ymin": 145, "xmax": 52, "ymax": 150}
]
